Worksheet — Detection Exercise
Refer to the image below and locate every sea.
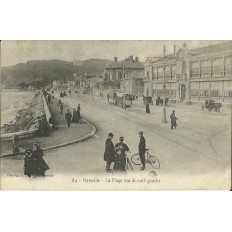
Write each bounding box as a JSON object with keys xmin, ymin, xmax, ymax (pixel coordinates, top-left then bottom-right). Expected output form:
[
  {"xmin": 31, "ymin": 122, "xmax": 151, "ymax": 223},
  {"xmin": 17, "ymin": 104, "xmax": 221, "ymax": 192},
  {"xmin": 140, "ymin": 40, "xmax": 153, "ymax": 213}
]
[{"xmin": 1, "ymin": 90, "xmax": 34, "ymax": 127}]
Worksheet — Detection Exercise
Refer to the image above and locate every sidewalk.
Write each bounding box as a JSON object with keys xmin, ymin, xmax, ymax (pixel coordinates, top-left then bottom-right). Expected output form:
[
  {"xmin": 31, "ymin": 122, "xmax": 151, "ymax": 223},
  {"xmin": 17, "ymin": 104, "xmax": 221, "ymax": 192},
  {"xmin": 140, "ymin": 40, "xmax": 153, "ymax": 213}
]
[{"xmin": 1, "ymin": 97, "xmax": 95, "ymax": 157}]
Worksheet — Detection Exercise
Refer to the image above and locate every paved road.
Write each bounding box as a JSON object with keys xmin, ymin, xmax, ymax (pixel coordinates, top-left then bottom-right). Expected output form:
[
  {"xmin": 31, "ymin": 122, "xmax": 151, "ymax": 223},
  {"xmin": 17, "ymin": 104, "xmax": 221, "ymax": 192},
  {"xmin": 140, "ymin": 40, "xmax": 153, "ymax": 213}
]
[{"xmin": 1, "ymin": 94, "xmax": 230, "ymax": 182}]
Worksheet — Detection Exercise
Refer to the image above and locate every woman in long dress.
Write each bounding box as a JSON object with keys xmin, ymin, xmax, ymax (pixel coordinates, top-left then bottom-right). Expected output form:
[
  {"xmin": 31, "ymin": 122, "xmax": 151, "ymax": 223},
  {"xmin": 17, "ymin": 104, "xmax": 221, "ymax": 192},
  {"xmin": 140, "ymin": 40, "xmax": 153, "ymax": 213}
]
[
  {"xmin": 72, "ymin": 108, "xmax": 78, "ymax": 123},
  {"xmin": 32, "ymin": 143, "xmax": 49, "ymax": 177}
]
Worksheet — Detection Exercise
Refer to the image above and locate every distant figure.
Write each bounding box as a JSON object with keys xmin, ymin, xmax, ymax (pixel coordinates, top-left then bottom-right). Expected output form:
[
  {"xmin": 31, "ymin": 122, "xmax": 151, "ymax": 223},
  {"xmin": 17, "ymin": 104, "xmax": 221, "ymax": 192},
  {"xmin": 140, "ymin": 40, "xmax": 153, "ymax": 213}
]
[
  {"xmin": 146, "ymin": 101, "xmax": 150, "ymax": 114},
  {"xmin": 68, "ymin": 89, "xmax": 72, "ymax": 96},
  {"xmin": 32, "ymin": 143, "xmax": 49, "ymax": 177},
  {"xmin": 59, "ymin": 103, "xmax": 63, "ymax": 115},
  {"xmin": 138, "ymin": 131, "xmax": 146, "ymax": 170},
  {"xmin": 24, "ymin": 149, "xmax": 34, "ymax": 177},
  {"xmin": 63, "ymin": 91, "xmax": 67, "ymax": 97},
  {"xmin": 12, "ymin": 135, "xmax": 20, "ymax": 156},
  {"xmin": 49, "ymin": 116, "xmax": 56, "ymax": 129},
  {"xmin": 113, "ymin": 136, "xmax": 129, "ymax": 173},
  {"xmin": 104, "ymin": 133, "xmax": 115, "ymax": 173},
  {"xmin": 65, "ymin": 109, "xmax": 72, "ymax": 128},
  {"xmin": 47, "ymin": 94, "xmax": 51, "ymax": 104},
  {"xmin": 170, "ymin": 110, "xmax": 178, "ymax": 129},
  {"xmin": 107, "ymin": 93, "xmax": 109, "ymax": 102},
  {"xmin": 76, "ymin": 106, "xmax": 80, "ymax": 123},
  {"xmin": 156, "ymin": 96, "xmax": 161, "ymax": 106},
  {"xmin": 72, "ymin": 108, "xmax": 78, "ymax": 123},
  {"xmin": 60, "ymin": 91, "xmax": 64, "ymax": 98},
  {"xmin": 41, "ymin": 115, "xmax": 49, "ymax": 136},
  {"xmin": 58, "ymin": 100, "xmax": 62, "ymax": 105}
]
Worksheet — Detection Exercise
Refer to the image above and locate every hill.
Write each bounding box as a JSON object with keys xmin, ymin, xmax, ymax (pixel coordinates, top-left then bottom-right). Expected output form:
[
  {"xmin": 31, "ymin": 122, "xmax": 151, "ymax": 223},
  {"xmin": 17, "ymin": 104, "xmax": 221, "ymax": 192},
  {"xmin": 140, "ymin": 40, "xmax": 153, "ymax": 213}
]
[{"xmin": 1, "ymin": 59, "xmax": 112, "ymax": 89}]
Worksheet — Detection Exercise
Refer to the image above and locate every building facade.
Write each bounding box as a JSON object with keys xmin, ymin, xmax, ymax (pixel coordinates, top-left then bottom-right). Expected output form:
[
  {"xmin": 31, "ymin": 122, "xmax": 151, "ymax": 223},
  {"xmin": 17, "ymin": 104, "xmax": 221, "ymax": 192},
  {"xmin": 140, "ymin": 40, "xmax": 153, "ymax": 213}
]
[
  {"xmin": 103, "ymin": 55, "xmax": 144, "ymax": 93},
  {"xmin": 144, "ymin": 41, "xmax": 232, "ymax": 103}
]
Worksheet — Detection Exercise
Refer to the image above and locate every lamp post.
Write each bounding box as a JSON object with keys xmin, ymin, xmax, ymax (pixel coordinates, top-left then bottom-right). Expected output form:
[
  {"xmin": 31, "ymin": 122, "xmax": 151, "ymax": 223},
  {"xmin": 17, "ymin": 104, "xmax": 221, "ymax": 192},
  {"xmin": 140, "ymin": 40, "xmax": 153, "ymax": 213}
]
[
  {"xmin": 123, "ymin": 86, "xmax": 126, "ymax": 110},
  {"xmin": 162, "ymin": 46, "xmax": 167, "ymax": 123}
]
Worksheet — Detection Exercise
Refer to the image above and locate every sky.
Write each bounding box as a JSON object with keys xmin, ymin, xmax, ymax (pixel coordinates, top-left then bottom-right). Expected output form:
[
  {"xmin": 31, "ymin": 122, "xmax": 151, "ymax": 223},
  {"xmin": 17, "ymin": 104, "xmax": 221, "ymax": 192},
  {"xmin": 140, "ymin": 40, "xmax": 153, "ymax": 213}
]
[{"xmin": 1, "ymin": 40, "xmax": 225, "ymax": 67}]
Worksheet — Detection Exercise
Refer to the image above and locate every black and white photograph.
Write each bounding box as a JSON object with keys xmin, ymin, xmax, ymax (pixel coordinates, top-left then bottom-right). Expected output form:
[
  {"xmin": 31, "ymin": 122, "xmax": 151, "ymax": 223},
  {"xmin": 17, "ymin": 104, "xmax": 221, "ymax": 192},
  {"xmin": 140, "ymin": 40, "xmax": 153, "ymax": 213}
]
[{"xmin": 0, "ymin": 40, "xmax": 231, "ymax": 190}]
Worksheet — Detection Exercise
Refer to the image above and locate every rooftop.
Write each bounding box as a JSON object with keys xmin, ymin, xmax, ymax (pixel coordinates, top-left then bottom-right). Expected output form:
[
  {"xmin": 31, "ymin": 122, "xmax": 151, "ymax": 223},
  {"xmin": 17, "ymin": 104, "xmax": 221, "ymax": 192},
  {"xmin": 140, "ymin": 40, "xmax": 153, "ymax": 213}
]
[{"xmin": 106, "ymin": 55, "xmax": 144, "ymax": 69}]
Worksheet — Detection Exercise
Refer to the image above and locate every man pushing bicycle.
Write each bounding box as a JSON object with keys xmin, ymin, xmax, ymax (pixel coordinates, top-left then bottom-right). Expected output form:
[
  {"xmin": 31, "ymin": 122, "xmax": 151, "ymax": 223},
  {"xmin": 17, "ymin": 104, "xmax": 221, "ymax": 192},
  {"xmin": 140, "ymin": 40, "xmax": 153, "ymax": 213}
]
[{"xmin": 138, "ymin": 131, "xmax": 146, "ymax": 170}]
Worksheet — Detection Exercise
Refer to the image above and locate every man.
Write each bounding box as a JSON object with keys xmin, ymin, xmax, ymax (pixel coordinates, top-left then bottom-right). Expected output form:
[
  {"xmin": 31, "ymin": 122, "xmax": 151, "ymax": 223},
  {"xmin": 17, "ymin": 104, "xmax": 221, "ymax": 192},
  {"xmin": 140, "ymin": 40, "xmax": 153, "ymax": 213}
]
[
  {"xmin": 138, "ymin": 131, "xmax": 146, "ymax": 170},
  {"xmin": 65, "ymin": 109, "xmax": 72, "ymax": 128},
  {"xmin": 170, "ymin": 110, "xmax": 178, "ymax": 129},
  {"xmin": 114, "ymin": 136, "xmax": 129, "ymax": 173},
  {"xmin": 104, "ymin": 133, "xmax": 115, "ymax": 173}
]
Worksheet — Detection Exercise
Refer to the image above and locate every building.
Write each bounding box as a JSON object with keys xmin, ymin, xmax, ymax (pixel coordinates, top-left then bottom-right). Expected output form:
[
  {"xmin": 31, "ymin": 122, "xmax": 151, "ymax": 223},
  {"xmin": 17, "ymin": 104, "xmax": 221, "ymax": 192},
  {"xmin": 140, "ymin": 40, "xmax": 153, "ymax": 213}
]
[
  {"xmin": 120, "ymin": 70, "xmax": 144, "ymax": 95},
  {"xmin": 144, "ymin": 41, "xmax": 232, "ymax": 103},
  {"xmin": 102, "ymin": 56, "xmax": 144, "ymax": 92}
]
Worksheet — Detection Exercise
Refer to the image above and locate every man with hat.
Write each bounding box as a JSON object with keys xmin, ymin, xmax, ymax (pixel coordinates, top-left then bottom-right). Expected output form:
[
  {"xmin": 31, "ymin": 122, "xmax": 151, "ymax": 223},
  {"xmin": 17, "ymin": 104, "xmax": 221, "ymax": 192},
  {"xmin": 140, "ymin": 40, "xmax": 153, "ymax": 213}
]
[
  {"xmin": 170, "ymin": 110, "xmax": 178, "ymax": 129},
  {"xmin": 113, "ymin": 136, "xmax": 130, "ymax": 173},
  {"xmin": 104, "ymin": 133, "xmax": 115, "ymax": 173},
  {"xmin": 138, "ymin": 131, "xmax": 146, "ymax": 170}
]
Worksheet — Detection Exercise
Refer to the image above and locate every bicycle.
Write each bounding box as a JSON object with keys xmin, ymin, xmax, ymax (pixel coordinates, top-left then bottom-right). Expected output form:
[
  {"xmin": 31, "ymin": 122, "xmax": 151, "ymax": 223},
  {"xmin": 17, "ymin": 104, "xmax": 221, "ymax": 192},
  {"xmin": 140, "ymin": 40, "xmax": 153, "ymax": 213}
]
[{"xmin": 131, "ymin": 149, "xmax": 160, "ymax": 169}]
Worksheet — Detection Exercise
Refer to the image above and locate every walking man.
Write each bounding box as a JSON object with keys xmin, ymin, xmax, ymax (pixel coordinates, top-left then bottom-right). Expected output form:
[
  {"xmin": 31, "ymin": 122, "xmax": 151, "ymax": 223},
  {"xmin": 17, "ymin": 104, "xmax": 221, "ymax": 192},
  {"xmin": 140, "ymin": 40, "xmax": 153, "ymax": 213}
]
[
  {"xmin": 65, "ymin": 109, "xmax": 72, "ymax": 128},
  {"xmin": 170, "ymin": 110, "xmax": 178, "ymax": 129},
  {"xmin": 138, "ymin": 131, "xmax": 146, "ymax": 170},
  {"xmin": 104, "ymin": 133, "xmax": 115, "ymax": 173}
]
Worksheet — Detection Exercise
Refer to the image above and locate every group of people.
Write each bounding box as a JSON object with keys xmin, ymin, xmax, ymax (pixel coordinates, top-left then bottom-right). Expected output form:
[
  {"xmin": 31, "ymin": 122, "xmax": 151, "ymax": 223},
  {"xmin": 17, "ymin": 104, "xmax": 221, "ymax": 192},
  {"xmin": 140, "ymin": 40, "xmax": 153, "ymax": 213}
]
[
  {"xmin": 104, "ymin": 131, "xmax": 147, "ymax": 173},
  {"xmin": 64, "ymin": 104, "xmax": 81, "ymax": 128},
  {"xmin": 24, "ymin": 143, "xmax": 49, "ymax": 177},
  {"xmin": 60, "ymin": 91, "xmax": 67, "ymax": 98}
]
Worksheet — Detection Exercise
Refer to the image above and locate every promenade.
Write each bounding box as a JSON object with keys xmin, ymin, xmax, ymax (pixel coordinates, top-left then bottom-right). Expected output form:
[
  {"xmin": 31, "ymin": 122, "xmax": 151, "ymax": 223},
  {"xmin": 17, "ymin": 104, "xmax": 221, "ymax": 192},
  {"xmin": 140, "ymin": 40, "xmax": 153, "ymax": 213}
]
[{"xmin": 1, "ymin": 96, "xmax": 95, "ymax": 157}]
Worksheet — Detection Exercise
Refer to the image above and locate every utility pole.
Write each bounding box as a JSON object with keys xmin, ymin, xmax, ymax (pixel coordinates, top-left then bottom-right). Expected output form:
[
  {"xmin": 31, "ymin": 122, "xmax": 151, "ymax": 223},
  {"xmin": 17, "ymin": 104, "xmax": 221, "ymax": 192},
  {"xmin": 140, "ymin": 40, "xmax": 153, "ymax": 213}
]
[
  {"xmin": 123, "ymin": 86, "xmax": 126, "ymax": 110},
  {"xmin": 162, "ymin": 46, "xmax": 167, "ymax": 123}
]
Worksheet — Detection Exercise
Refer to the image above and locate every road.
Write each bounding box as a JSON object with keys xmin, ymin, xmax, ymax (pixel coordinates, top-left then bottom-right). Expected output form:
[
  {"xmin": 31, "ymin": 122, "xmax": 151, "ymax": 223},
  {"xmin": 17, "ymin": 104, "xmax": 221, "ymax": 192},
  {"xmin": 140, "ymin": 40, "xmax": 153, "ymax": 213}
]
[{"xmin": 1, "ymin": 93, "xmax": 230, "ymax": 185}]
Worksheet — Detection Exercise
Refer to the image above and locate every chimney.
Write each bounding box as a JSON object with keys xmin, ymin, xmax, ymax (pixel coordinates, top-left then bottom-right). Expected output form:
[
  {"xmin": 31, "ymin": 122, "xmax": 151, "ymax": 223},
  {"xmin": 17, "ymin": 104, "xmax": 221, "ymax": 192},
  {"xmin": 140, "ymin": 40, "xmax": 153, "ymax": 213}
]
[
  {"xmin": 135, "ymin": 56, "xmax": 139, "ymax": 62},
  {"xmin": 114, "ymin": 57, "xmax": 117, "ymax": 62}
]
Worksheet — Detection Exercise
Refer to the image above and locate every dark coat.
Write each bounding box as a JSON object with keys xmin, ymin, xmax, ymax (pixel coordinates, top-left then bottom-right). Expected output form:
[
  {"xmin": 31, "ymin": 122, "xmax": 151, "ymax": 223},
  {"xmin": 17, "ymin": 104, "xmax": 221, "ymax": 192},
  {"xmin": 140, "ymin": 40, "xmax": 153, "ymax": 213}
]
[
  {"xmin": 32, "ymin": 148, "xmax": 49, "ymax": 176},
  {"xmin": 170, "ymin": 113, "xmax": 177, "ymax": 127},
  {"xmin": 113, "ymin": 142, "xmax": 129, "ymax": 172},
  {"xmin": 104, "ymin": 138, "xmax": 115, "ymax": 162},
  {"xmin": 146, "ymin": 102, "xmax": 150, "ymax": 113},
  {"xmin": 139, "ymin": 136, "xmax": 146, "ymax": 154},
  {"xmin": 72, "ymin": 110, "xmax": 79, "ymax": 123},
  {"xmin": 65, "ymin": 112, "xmax": 72, "ymax": 122}
]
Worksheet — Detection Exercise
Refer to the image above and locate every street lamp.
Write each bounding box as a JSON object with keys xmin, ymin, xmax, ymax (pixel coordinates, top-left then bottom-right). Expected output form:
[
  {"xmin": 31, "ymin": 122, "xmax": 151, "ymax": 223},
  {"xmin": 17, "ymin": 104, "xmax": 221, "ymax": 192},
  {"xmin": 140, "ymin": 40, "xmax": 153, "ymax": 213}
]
[
  {"xmin": 145, "ymin": 45, "xmax": 173, "ymax": 123},
  {"xmin": 123, "ymin": 86, "xmax": 126, "ymax": 110},
  {"xmin": 162, "ymin": 46, "xmax": 167, "ymax": 123}
]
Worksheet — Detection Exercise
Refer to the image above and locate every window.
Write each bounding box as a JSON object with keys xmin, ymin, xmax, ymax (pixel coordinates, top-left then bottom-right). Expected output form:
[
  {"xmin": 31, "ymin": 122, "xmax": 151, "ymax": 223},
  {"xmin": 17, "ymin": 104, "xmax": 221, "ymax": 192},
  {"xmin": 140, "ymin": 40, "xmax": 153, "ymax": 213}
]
[
  {"xmin": 224, "ymin": 81, "xmax": 232, "ymax": 98},
  {"xmin": 157, "ymin": 67, "xmax": 163, "ymax": 80},
  {"xmin": 165, "ymin": 66, "xmax": 171, "ymax": 79},
  {"xmin": 153, "ymin": 68, "xmax": 158, "ymax": 80},
  {"xmin": 190, "ymin": 61, "xmax": 200, "ymax": 78},
  {"xmin": 201, "ymin": 60, "xmax": 211, "ymax": 77},
  {"xmin": 171, "ymin": 65, "xmax": 177, "ymax": 79},
  {"xmin": 212, "ymin": 58, "xmax": 224, "ymax": 77},
  {"xmin": 191, "ymin": 82, "xmax": 200, "ymax": 96},
  {"xmin": 225, "ymin": 56, "xmax": 232, "ymax": 76}
]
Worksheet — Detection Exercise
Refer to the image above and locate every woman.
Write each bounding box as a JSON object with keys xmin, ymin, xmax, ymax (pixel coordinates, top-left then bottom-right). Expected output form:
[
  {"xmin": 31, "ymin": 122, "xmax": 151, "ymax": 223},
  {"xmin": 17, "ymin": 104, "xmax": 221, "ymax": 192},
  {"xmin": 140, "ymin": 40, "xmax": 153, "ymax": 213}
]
[
  {"xmin": 77, "ymin": 104, "xmax": 81, "ymax": 123},
  {"xmin": 146, "ymin": 101, "xmax": 150, "ymax": 113},
  {"xmin": 24, "ymin": 149, "xmax": 34, "ymax": 177},
  {"xmin": 32, "ymin": 143, "xmax": 49, "ymax": 177},
  {"xmin": 72, "ymin": 108, "xmax": 78, "ymax": 123}
]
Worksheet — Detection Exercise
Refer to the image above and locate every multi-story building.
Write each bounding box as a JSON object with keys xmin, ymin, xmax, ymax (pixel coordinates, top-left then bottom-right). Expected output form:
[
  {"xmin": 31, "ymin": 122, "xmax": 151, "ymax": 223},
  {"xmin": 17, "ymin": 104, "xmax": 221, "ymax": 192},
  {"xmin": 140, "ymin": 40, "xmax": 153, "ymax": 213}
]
[
  {"xmin": 102, "ymin": 56, "xmax": 144, "ymax": 92},
  {"xmin": 144, "ymin": 41, "xmax": 232, "ymax": 103}
]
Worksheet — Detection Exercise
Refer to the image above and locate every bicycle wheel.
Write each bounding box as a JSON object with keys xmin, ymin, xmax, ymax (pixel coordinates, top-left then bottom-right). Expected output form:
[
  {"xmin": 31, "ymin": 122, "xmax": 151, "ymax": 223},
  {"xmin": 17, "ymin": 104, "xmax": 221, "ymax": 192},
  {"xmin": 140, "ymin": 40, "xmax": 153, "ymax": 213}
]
[
  {"xmin": 126, "ymin": 157, "xmax": 134, "ymax": 171},
  {"xmin": 131, "ymin": 154, "xmax": 141, "ymax": 165},
  {"xmin": 148, "ymin": 155, "xmax": 160, "ymax": 169}
]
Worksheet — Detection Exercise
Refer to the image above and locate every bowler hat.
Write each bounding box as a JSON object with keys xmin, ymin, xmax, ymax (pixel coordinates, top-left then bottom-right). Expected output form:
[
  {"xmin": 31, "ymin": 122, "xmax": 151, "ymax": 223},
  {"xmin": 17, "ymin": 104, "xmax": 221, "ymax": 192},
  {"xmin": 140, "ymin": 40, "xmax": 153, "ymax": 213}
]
[
  {"xmin": 108, "ymin": 133, "xmax": 114, "ymax": 137},
  {"xmin": 138, "ymin": 131, "xmax": 143, "ymax": 134},
  {"xmin": 119, "ymin": 136, "xmax": 124, "ymax": 140}
]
